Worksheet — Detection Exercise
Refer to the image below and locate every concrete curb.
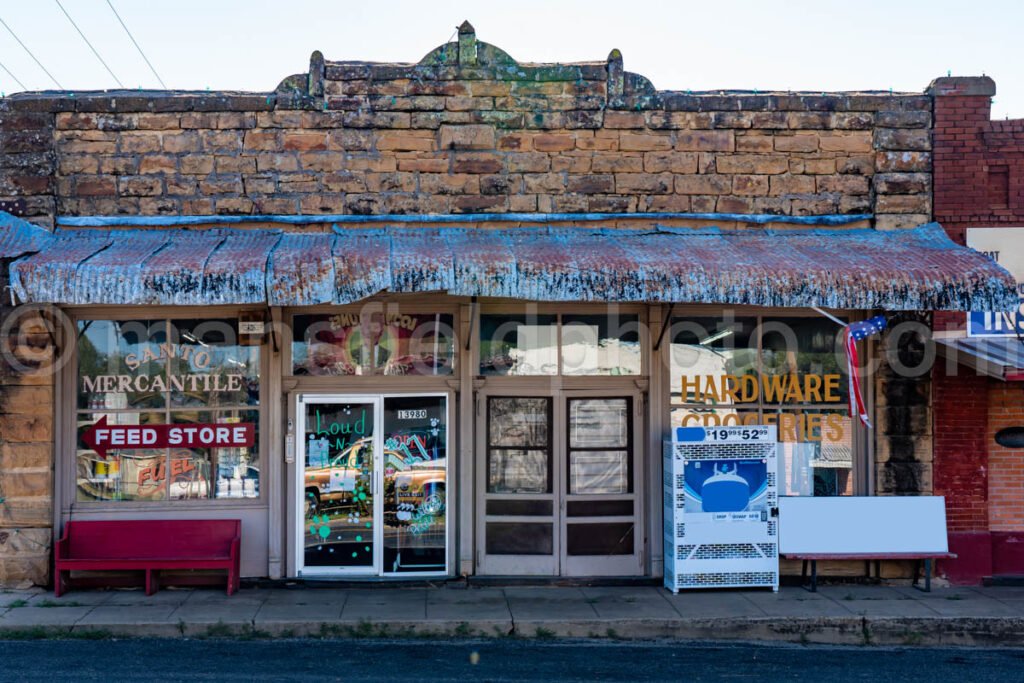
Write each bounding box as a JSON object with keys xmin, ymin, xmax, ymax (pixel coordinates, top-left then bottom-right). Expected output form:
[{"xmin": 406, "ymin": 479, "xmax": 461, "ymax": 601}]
[{"xmin": 1, "ymin": 616, "xmax": 1023, "ymax": 646}]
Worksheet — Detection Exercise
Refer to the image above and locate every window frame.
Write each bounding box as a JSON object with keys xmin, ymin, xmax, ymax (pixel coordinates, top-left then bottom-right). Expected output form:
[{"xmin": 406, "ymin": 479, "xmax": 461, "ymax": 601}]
[{"xmin": 62, "ymin": 306, "xmax": 269, "ymax": 510}]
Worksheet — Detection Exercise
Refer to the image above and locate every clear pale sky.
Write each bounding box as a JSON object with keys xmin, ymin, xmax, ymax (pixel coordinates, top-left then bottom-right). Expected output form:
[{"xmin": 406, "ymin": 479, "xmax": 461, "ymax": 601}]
[{"xmin": 1, "ymin": 0, "xmax": 1021, "ymax": 119}]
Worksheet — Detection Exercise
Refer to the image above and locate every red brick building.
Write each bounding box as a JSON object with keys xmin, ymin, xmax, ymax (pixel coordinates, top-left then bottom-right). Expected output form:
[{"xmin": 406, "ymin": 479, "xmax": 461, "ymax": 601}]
[{"xmin": 931, "ymin": 77, "xmax": 1024, "ymax": 583}]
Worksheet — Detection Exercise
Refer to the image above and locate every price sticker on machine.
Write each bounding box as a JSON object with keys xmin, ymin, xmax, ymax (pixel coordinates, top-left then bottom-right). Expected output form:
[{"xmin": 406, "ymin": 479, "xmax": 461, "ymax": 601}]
[{"xmin": 674, "ymin": 425, "xmax": 771, "ymax": 444}]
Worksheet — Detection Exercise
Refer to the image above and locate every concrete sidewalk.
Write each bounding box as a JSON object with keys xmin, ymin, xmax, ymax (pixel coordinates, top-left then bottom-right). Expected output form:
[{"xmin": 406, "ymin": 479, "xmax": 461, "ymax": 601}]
[{"xmin": 2, "ymin": 583, "xmax": 1024, "ymax": 646}]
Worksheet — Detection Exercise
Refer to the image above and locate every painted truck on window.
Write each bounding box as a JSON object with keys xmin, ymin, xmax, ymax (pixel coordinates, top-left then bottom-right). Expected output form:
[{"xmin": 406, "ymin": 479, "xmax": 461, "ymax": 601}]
[{"xmin": 304, "ymin": 436, "xmax": 445, "ymax": 522}]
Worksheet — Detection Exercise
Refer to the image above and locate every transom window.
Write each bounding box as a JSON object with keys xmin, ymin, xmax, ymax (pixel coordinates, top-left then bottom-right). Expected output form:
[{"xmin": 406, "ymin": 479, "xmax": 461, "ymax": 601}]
[
  {"xmin": 292, "ymin": 312, "xmax": 455, "ymax": 376},
  {"xmin": 479, "ymin": 313, "xmax": 641, "ymax": 376}
]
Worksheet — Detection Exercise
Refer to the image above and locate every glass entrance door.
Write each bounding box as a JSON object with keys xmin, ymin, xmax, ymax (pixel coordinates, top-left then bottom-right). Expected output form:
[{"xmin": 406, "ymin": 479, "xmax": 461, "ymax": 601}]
[
  {"xmin": 296, "ymin": 394, "xmax": 449, "ymax": 577},
  {"xmin": 300, "ymin": 397, "xmax": 378, "ymax": 574},
  {"xmin": 382, "ymin": 395, "xmax": 448, "ymax": 574}
]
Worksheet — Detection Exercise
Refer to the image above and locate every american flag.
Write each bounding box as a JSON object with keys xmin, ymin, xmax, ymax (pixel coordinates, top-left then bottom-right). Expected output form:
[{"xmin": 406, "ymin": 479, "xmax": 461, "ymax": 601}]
[{"xmin": 845, "ymin": 315, "xmax": 887, "ymax": 428}]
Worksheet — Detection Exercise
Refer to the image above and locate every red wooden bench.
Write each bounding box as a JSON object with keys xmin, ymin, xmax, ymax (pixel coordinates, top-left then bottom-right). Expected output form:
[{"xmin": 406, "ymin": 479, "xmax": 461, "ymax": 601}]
[{"xmin": 54, "ymin": 519, "xmax": 241, "ymax": 597}]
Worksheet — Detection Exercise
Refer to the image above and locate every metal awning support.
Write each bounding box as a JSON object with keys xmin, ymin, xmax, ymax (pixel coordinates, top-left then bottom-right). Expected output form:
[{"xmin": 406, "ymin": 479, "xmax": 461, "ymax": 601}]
[{"xmin": 811, "ymin": 306, "xmax": 848, "ymax": 328}]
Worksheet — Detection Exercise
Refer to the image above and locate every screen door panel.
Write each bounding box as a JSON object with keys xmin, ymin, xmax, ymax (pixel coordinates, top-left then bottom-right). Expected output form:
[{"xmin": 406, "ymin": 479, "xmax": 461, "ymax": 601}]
[
  {"xmin": 562, "ymin": 395, "xmax": 642, "ymax": 576},
  {"xmin": 478, "ymin": 396, "xmax": 557, "ymax": 575}
]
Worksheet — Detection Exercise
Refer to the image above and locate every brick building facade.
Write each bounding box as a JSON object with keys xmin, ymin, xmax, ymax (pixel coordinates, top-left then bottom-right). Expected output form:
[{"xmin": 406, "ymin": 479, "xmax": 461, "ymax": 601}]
[
  {"xmin": 931, "ymin": 77, "xmax": 1024, "ymax": 582},
  {"xmin": 0, "ymin": 24, "xmax": 1012, "ymax": 587}
]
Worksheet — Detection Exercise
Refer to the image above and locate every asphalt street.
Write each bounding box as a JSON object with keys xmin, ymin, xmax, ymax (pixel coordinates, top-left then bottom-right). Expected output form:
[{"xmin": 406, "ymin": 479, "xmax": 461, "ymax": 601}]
[{"xmin": 0, "ymin": 638, "xmax": 1022, "ymax": 682}]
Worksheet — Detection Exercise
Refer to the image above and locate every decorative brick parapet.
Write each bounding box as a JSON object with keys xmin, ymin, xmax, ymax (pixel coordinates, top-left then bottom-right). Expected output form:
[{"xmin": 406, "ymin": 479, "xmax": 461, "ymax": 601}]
[{"xmin": 1, "ymin": 22, "xmax": 931, "ymax": 228}]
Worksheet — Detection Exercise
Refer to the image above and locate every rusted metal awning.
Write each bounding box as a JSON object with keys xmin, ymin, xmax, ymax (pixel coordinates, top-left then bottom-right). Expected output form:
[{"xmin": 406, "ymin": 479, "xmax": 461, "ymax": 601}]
[{"xmin": 6, "ymin": 222, "xmax": 1017, "ymax": 311}]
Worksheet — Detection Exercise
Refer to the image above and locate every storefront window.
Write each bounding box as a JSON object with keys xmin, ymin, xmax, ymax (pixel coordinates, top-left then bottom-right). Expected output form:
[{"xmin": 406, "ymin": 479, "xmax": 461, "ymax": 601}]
[
  {"xmin": 168, "ymin": 319, "xmax": 260, "ymax": 408},
  {"xmin": 670, "ymin": 315, "xmax": 859, "ymax": 496},
  {"xmin": 670, "ymin": 317, "xmax": 758, "ymax": 406},
  {"xmin": 292, "ymin": 312, "xmax": 454, "ymax": 376},
  {"xmin": 760, "ymin": 317, "xmax": 848, "ymax": 404},
  {"xmin": 75, "ymin": 318, "xmax": 261, "ymax": 503},
  {"xmin": 77, "ymin": 319, "xmax": 167, "ymax": 410},
  {"xmin": 771, "ymin": 407, "xmax": 854, "ymax": 497},
  {"xmin": 76, "ymin": 412, "xmax": 166, "ymax": 501}
]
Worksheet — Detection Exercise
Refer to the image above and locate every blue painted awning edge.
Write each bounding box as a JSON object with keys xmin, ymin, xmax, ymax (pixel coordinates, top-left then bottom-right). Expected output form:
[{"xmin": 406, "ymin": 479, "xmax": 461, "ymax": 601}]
[
  {"xmin": 54, "ymin": 212, "xmax": 874, "ymax": 228},
  {"xmin": 0, "ymin": 211, "xmax": 55, "ymax": 258}
]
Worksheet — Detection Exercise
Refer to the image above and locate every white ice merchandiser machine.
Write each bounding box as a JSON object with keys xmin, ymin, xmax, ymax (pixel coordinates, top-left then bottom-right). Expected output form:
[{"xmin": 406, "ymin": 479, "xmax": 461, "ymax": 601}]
[{"xmin": 664, "ymin": 425, "xmax": 780, "ymax": 593}]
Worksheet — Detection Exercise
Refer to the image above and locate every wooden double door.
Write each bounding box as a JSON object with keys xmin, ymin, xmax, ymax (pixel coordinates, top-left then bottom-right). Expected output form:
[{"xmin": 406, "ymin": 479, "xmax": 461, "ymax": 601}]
[{"xmin": 476, "ymin": 389, "xmax": 644, "ymax": 576}]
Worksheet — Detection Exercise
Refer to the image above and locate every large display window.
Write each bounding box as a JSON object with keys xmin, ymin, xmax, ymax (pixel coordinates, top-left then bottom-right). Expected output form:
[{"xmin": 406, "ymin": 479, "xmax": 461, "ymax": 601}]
[
  {"xmin": 669, "ymin": 315, "xmax": 860, "ymax": 496},
  {"xmin": 75, "ymin": 318, "xmax": 261, "ymax": 502}
]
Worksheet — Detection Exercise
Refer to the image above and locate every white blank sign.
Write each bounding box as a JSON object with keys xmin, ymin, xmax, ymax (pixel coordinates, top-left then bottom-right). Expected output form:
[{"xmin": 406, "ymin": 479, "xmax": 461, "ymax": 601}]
[{"xmin": 779, "ymin": 496, "xmax": 949, "ymax": 555}]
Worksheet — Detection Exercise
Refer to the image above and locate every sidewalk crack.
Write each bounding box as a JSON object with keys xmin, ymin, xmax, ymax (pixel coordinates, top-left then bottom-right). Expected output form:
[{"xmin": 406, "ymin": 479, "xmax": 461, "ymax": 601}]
[{"xmin": 503, "ymin": 588, "xmax": 516, "ymax": 637}]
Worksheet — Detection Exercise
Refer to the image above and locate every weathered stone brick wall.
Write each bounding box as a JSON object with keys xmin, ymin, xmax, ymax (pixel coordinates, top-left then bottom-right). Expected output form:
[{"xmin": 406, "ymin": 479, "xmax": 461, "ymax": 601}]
[
  {"xmin": 875, "ymin": 312, "xmax": 934, "ymax": 497},
  {"xmin": 0, "ymin": 109, "xmax": 56, "ymax": 228},
  {"xmin": 0, "ymin": 265, "xmax": 54, "ymax": 587},
  {"xmin": 1, "ymin": 23, "xmax": 931, "ymax": 228}
]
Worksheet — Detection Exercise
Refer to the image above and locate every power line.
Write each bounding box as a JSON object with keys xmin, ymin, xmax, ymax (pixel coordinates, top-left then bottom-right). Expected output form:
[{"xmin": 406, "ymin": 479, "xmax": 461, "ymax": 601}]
[
  {"xmin": 55, "ymin": 0, "xmax": 123, "ymax": 88},
  {"xmin": 0, "ymin": 58, "xmax": 28, "ymax": 91},
  {"xmin": 104, "ymin": 0, "xmax": 166, "ymax": 89},
  {"xmin": 0, "ymin": 14, "xmax": 63, "ymax": 89}
]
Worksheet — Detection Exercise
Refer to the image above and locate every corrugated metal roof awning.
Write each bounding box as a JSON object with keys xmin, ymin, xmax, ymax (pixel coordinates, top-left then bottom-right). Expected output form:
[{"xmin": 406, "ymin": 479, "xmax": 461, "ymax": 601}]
[
  {"xmin": 936, "ymin": 336, "xmax": 1024, "ymax": 381},
  {"xmin": 5, "ymin": 221, "xmax": 1017, "ymax": 311}
]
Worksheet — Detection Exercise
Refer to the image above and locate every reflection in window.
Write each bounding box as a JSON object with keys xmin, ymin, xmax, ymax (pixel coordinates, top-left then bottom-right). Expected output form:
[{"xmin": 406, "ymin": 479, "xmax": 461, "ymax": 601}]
[
  {"xmin": 292, "ymin": 312, "xmax": 454, "ymax": 376},
  {"xmin": 760, "ymin": 317, "xmax": 847, "ymax": 404},
  {"xmin": 170, "ymin": 410, "xmax": 260, "ymax": 500},
  {"xmin": 479, "ymin": 315, "xmax": 557, "ymax": 376},
  {"xmin": 169, "ymin": 320, "xmax": 260, "ymax": 408},
  {"xmin": 76, "ymin": 412, "xmax": 166, "ymax": 501},
  {"xmin": 561, "ymin": 315, "xmax": 640, "ymax": 376},
  {"xmin": 77, "ymin": 320, "xmax": 167, "ymax": 410},
  {"xmin": 669, "ymin": 315, "xmax": 860, "ymax": 496},
  {"xmin": 76, "ymin": 318, "xmax": 261, "ymax": 503},
  {"xmin": 383, "ymin": 395, "xmax": 447, "ymax": 573},
  {"xmin": 772, "ymin": 408, "xmax": 853, "ymax": 497},
  {"xmin": 670, "ymin": 317, "xmax": 758, "ymax": 406},
  {"xmin": 487, "ymin": 397, "xmax": 552, "ymax": 493}
]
